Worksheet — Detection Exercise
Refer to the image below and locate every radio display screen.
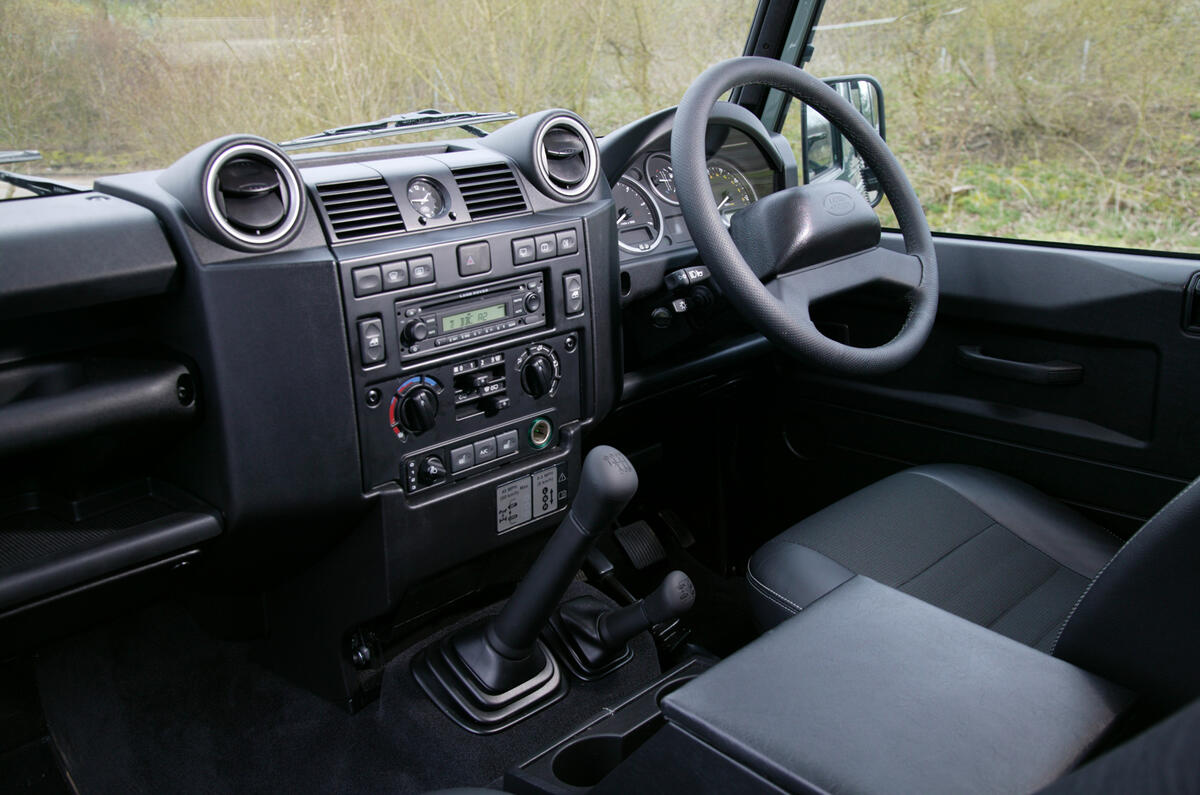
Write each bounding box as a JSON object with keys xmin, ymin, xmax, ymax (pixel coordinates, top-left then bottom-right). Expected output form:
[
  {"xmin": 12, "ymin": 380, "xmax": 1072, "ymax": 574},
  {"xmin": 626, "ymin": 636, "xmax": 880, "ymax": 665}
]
[{"xmin": 441, "ymin": 303, "xmax": 509, "ymax": 333}]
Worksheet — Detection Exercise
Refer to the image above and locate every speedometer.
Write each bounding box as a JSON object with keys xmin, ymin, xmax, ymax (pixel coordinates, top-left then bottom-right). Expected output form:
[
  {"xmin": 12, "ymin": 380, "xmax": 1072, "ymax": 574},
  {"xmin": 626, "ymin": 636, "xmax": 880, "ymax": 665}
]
[
  {"xmin": 613, "ymin": 178, "xmax": 663, "ymax": 254},
  {"xmin": 707, "ymin": 163, "xmax": 756, "ymax": 226}
]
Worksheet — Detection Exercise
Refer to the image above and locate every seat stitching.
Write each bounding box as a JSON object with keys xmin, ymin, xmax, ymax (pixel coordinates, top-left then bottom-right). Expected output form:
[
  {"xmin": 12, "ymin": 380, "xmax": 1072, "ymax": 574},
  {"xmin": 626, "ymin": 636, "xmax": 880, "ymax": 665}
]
[
  {"xmin": 895, "ymin": 521, "xmax": 999, "ymax": 588},
  {"xmin": 1051, "ymin": 476, "xmax": 1200, "ymax": 655},
  {"xmin": 746, "ymin": 566, "xmax": 801, "ymax": 613},
  {"xmin": 745, "ymin": 558, "xmax": 802, "ymax": 614},
  {"xmin": 908, "ymin": 469, "xmax": 1117, "ymax": 576},
  {"xmin": 983, "ymin": 562, "xmax": 1062, "ymax": 632}
]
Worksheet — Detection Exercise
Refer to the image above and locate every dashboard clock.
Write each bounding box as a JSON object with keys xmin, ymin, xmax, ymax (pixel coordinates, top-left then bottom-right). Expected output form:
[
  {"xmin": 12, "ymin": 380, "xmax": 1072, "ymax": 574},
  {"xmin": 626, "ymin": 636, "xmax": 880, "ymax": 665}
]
[{"xmin": 407, "ymin": 177, "xmax": 446, "ymax": 219}]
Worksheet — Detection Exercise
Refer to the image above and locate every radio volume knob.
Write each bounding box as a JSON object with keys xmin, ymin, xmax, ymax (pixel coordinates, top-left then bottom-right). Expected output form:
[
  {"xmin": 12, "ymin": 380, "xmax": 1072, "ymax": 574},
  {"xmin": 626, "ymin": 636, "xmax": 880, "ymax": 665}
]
[
  {"xmin": 520, "ymin": 354, "xmax": 555, "ymax": 398},
  {"xmin": 399, "ymin": 386, "xmax": 439, "ymax": 433},
  {"xmin": 402, "ymin": 319, "xmax": 430, "ymax": 345},
  {"xmin": 523, "ymin": 292, "xmax": 542, "ymax": 313}
]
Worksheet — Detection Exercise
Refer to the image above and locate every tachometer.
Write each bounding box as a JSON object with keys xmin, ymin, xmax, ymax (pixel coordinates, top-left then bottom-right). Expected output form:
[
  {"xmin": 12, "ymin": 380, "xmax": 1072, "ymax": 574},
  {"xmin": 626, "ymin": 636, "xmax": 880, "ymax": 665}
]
[
  {"xmin": 707, "ymin": 163, "xmax": 756, "ymax": 226},
  {"xmin": 613, "ymin": 178, "xmax": 663, "ymax": 254},
  {"xmin": 646, "ymin": 153, "xmax": 678, "ymax": 205}
]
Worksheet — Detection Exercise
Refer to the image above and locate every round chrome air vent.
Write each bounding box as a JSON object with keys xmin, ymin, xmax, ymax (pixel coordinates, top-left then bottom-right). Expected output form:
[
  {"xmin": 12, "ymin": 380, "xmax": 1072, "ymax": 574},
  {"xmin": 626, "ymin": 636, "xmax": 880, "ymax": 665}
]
[
  {"xmin": 203, "ymin": 142, "xmax": 304, "ymax": 250},
  {"xmin": 533, "ymin": 115, "xmax": 599, "ymax": 201}
]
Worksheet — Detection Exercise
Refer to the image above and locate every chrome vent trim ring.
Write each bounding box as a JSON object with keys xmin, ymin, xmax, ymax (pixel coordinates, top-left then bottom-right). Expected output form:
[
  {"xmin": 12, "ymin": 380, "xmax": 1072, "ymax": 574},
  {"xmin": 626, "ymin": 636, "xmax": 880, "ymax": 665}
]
[
  {"xmin": 203, "ymin": 142, "xmax": 303, "ymax": 248},
  {"xmin": 533, "ymin": 115, "xmax": 599, "ymax": 201}
]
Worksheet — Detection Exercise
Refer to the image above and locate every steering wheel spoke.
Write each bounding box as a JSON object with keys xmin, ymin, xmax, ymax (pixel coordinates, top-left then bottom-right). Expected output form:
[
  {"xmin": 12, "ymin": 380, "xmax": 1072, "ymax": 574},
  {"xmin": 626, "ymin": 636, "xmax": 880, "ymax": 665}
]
[{"xmin": 768, "ymin": 246, "xmax": 923, "ymax": 305}]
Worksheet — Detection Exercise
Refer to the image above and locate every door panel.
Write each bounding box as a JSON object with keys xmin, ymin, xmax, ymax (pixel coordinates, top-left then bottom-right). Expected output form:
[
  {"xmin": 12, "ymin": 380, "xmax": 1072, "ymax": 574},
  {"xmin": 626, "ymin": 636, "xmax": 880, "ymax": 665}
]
[{"xmin": 786, "ymin": 232, "xmax": 1200, "ymax": 533}]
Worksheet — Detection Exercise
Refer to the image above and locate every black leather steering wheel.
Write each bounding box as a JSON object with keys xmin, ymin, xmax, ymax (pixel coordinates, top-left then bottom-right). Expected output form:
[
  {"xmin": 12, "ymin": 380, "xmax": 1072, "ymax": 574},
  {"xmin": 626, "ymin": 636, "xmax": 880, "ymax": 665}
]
[{"xmin": 671, "ymin": 57, "xmax": 938, "ymax": 375}]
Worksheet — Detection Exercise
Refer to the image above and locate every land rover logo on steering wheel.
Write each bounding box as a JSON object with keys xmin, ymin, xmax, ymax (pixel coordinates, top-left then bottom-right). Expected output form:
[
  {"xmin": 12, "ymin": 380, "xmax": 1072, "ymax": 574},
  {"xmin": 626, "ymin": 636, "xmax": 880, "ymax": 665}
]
[{"xmin": 823, "ymin": 191, "xmax": 855, "ymax": 216}]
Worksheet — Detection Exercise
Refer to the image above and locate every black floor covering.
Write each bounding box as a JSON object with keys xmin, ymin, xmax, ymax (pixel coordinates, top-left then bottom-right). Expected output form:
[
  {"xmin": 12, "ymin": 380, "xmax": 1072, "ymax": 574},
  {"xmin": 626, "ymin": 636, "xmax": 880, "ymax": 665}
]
[{"xmin": 35, "ymin": 582, "xmax": 660, "ymax": 794}]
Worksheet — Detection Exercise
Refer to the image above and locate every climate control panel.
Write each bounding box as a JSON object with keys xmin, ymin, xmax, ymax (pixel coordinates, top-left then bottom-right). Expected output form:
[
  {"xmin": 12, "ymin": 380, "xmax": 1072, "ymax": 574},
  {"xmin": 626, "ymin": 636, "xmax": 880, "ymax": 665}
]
[{"xmin": 358, "ymin": 331, "xmax": 584, "ymax": 492}]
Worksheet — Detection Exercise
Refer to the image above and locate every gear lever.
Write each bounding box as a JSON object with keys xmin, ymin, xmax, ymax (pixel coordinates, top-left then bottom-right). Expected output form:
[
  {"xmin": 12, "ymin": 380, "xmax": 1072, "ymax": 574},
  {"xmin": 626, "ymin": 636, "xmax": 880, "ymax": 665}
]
[
  {"xmin": 414, "ymin": 446, "xmax": 638, "ymax": 732},
  {"xmin": 550, "ymin": 570, "xmax": 696, "ymax": 679}
]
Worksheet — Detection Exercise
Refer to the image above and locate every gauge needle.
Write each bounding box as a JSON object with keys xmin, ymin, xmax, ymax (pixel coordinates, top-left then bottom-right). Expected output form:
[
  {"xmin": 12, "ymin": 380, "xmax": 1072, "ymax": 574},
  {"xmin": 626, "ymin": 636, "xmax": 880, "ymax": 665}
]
[
  {"xmin": 717, "ymin": 195, "xmax": 731, "ymax": 211},
  {"xmin": 616, "ymin": 210, "xmax": 630, "ymax": 225}
]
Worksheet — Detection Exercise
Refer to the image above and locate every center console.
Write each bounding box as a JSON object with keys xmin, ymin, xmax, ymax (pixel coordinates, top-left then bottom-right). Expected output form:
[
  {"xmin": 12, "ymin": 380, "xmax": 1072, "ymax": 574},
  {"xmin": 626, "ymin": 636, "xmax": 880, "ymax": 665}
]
[{"xmin": 340, "ymin": 215, "xmax": 594, "ymax": 513}]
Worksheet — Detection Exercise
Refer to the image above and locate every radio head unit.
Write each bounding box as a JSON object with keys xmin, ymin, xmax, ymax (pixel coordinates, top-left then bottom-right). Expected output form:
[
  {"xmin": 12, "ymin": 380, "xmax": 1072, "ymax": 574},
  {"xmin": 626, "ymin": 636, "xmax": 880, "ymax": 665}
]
[{"xmin": 396, "ymin": 274, "xmax": 546, "ymax": 360}]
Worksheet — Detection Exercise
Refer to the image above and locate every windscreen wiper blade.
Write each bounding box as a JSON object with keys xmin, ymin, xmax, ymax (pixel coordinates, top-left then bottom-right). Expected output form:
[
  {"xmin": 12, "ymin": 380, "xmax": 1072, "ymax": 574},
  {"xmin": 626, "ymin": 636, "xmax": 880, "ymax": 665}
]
[
  {"xmin": 0, "ymin": 170, "xmax": 87, "ymax": 197},
  {"xmin": 0, "ymin": 150, "xmax": 88, "ymax": 196},
  {"xmin": 279, "ymin": 108, "xmax": 517, "ymax": 151}
]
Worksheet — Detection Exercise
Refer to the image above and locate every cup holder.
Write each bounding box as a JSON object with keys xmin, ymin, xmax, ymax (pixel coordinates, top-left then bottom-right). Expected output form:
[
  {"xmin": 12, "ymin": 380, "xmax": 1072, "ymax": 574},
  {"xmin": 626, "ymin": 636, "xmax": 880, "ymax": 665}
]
[{"xmin": 551, "ymin": 715, "xmax": 665, "ymax": 788}]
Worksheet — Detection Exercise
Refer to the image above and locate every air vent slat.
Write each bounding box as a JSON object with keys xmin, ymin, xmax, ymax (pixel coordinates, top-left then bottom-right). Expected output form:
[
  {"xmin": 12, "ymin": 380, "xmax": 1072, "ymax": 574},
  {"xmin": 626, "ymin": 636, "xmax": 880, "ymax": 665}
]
[
  {"xmin": 452, "ymin": 163, "xmax": 528, "ymax": 221},
  {"xmin": 327, "ymin": 200, "xmax": 398, "ymax": 215},
  {"xmin": 323, "ymin": 193, "xmax": 393, "ymax": 206},
  {"xmin": 461, "ymin": 187, "xmax": 523, "ymax": 203},
  {"xmin": 315, "ymin": 177, "xmax": 405, "ymax": 241}
]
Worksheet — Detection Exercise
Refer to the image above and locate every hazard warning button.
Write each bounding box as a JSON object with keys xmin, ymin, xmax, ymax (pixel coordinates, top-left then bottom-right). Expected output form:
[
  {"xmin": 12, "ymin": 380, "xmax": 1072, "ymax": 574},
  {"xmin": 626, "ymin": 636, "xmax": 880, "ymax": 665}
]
[{"xmin": 457, "ymin": 241, "xmax": 492, "ymax": 276}]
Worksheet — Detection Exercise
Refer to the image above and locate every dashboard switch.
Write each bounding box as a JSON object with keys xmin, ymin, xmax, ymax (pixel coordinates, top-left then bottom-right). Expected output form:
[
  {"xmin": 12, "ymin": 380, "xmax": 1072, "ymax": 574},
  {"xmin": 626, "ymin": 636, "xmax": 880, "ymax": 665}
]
[
  {"xmin": 409, "ymin": 256, "xmax": 435, "ymax": 285},
  {"xmin": 564, "ymin": 273, "xmax": 584, "ymax": 315},
  {"xmin": 556, "ymin": 229, "xmax": 578, "ymax": 256},
  {"xmin": 497, "ymin": 430, "xmax": 519, "ymax": 456},
  {"xmin": 457, "ymin": 241, "xmax": 492, "ymax": 276},
  {"xmin": 450, "ymin": 444, "xmax": 475, "ymax": 472},
  {"xmin": 357, "ymin": 318, "xmax": 385, "ymax": 365},
  {"xmin": 418, "ymin": 455, "xmax": 447, "ymax": 486},
  {"xmin": 352, "ymin": 266, "xmax": 382, "ymax": 296},
  {"xmin": 535, "ymin": 234, "xmax": 557, "ymax": 260},
  {"xmin": 381, "ymin": 261, "xmax": 409, "ymax": 289},
  {"xmin": 512, "ymin": 237, "xmax": 536, "ymax": 265},
  {"xmin": 474, "ymin": 437, "xmax": 498, "ymax": 464}
]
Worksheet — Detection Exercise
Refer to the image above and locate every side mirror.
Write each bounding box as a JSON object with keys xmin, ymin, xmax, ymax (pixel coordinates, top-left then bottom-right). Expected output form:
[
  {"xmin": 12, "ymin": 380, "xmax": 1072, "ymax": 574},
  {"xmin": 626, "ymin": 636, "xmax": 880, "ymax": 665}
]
[{"xmin": 800, "ymin": 75, "xmax": 885, "ymax": 206}]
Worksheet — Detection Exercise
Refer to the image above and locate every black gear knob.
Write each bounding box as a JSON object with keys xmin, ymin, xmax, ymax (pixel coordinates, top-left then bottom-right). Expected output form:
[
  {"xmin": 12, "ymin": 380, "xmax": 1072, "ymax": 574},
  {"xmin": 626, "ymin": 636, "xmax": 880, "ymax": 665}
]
[
  {"xmin": 599, "ymin": 570, "xmax": 696, "ymax": 650},
  {"xmin": 571, "ymin": 446, "xmax": 639, "ymax": 535}
]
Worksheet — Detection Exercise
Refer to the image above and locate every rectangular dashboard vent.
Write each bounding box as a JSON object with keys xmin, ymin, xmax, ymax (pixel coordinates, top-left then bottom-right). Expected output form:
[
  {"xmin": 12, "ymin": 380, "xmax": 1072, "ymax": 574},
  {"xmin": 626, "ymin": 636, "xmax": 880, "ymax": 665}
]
[
  {"xmin": 452, "ymin": 163, "xmax": 528, "ymax": 220},
  {"xmin": 315, "ymin": 177, "xmax": 406, "ymax": 241}
]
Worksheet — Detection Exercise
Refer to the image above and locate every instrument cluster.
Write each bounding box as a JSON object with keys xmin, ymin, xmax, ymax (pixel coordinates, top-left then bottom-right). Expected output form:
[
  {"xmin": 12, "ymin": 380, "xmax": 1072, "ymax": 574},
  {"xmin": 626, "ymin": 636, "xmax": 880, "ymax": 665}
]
[{"xmin": 612, "ymin": 126, "xmax": 778, "ymax": 257}]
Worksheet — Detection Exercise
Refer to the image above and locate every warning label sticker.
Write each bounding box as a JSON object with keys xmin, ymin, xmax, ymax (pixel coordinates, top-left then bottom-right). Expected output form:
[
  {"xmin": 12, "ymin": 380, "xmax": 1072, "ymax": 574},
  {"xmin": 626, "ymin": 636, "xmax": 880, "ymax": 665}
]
[
  {"xmin": 495, "ymin": 462, "xmax": 568, "ymax": 534},
  {"xmin": 496, "ymin": 477, "xmax": 531, "ymax": 534},
  {"xmin": 531, "ymin": 466, "xmax": 558, "ymax": 518}
]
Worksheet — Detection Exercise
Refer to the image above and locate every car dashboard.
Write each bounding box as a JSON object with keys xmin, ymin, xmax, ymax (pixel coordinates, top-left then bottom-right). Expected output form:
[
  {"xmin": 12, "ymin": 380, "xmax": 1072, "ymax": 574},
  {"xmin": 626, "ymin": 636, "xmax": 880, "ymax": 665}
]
[{"xmin": 0, "ymin": 103, "xmax": 790, "ymax": 705}]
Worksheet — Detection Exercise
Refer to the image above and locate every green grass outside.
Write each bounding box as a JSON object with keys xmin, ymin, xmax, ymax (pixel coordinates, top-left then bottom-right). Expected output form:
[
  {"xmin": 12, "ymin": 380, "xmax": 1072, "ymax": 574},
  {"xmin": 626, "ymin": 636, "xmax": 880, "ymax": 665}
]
[{"xmin": 2, "ymin": 0, "xmax": 1197, "ymax": 254}]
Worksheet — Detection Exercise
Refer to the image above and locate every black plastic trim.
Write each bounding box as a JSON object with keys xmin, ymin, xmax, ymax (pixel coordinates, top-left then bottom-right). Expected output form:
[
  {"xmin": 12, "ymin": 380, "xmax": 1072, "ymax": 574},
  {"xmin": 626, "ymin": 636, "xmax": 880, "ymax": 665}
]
[
  {"xmin": 0, "ymin": 193, "xmax": 177, "ymax": 318},
  {"xmin": 0, "ymin": 510, "xmax": 220, "ymax": 613}
]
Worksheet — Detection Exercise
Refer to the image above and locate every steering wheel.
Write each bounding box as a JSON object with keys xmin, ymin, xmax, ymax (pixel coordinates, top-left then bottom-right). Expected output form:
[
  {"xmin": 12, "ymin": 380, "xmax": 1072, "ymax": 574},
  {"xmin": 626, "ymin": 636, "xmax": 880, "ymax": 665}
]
[{"xmin": 671, "ymin": 57, "xmax": 938, "ymax": 375}]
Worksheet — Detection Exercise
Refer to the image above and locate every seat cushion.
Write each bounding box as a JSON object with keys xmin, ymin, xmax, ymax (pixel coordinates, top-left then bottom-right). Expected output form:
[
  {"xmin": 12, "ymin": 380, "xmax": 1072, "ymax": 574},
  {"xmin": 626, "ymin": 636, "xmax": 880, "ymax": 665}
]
[{"xmin": 748, "ymin": 464, "xmax": 1122, "ymax": 651}]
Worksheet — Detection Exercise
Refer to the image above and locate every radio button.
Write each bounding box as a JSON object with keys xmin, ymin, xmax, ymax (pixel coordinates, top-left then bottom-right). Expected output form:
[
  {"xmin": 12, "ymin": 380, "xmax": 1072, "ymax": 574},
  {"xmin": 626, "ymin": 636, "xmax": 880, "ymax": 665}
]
[
  {"xmin": 474, "ymin": 437, "xmax": 498, "ymax": 464},
  {"xmin": 556, "ymin": 229, "xmax": 578, "ymax": 256},
  {"xmin": 512, "ymin": 237, "xmax": 536, "ymax": 265},
  {"xmin": 409, "ymin": 256, "xmax": 435, "ymax": 285},
  {"xmin": 449, "ymin": 444, "xmax": 475, "ymax": 472},
  {"xmin": 352, "ymin": 266, "xmax": 382, "ymax": 297},
  {"xmin": 381, "ymin": 261, "xmax": 409, "ymax": 289},
  {"xmin": 535, "ymin": 234, "xmax": 557, "ymax": 260}
]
